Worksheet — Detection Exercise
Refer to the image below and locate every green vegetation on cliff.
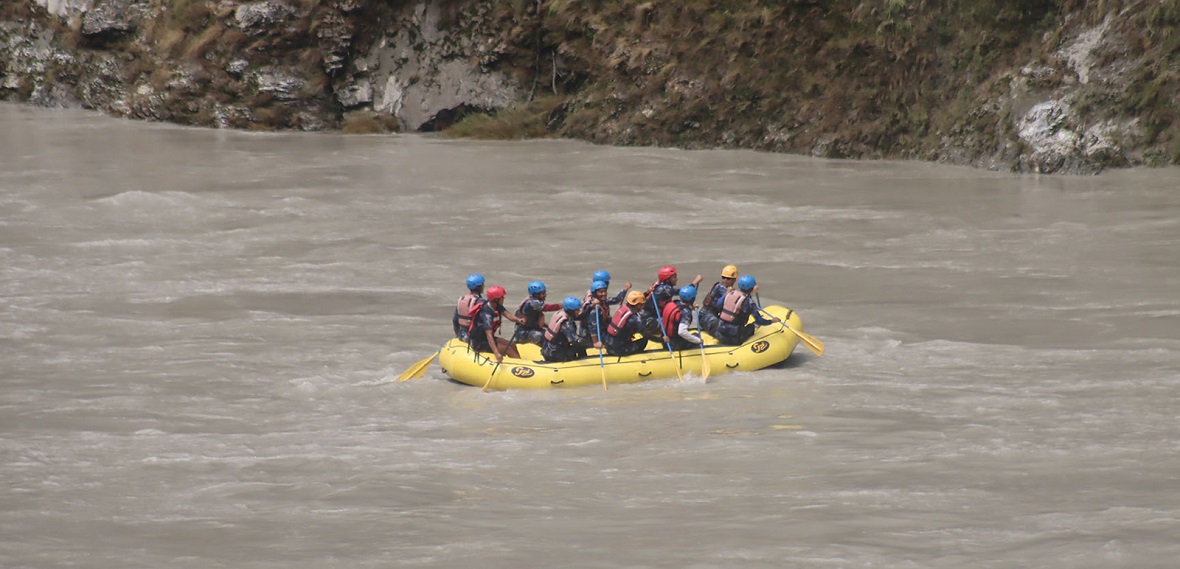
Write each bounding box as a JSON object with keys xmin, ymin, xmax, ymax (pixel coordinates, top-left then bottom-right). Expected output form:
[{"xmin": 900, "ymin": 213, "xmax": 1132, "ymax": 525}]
[{"xmin": 452, "ymin": 0, "xmax": 1179, "ymax": 168}]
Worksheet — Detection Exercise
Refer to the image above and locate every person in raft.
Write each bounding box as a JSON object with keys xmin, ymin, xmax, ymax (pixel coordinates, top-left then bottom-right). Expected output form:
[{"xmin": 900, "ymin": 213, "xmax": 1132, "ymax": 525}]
[
  {"xmin": 698, "ymin": 264, "xmax": 738, "ymax": 335},
  {"xmin": 453, "ymin": 273, "xmax": 485, "ymax": 342},
  {"xmin": 582, "ymin": 269, "xmax": 631, "ymax": 308},
  {"xmin": 639, "ymin": 265, "xmax": 702, "ymax": 341},
  {"xmin": 710, "ymin": 275, "xmax": 780, "ymax": 346},
  {"xmin": 541, "ymin": 297, "xmax": 601, "ymax": 363},
  {"xmin": 513, "ymin": 280, "xmax": 561, "ymax": 346},
  {"xmin": 604, "ymin": 290, "xmax": 650, "ymax": 357},
  {"xmin": 468, "ymin": 285, "xmax": 525, "ymax": 362},
  {"xmin": 661, "ymin": 285, "xmax": 703, "ymax": 351},
  {"xmin": 578, "ymin": 279, "xmax": 612, "ymax": 347}
]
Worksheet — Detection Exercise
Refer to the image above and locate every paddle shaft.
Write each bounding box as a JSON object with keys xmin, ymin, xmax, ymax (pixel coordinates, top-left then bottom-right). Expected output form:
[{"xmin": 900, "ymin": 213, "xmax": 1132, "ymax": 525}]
[
  {"xmin": 695, "ymin": 308, "xmax": 710, "ymax": 380},
  {"xmin": 482, "ymin": 329, "xmax": 520, "ymax": 392},
  {"xmin": 594, "ymin": 305, "xmax": 607, "ymax": 391}
]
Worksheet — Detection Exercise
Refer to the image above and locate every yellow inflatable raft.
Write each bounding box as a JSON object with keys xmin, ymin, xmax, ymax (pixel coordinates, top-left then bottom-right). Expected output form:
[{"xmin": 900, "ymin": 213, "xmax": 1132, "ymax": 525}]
[{"xmin": 439, "ymin": 305, "xmax": 804, "ymax": 390}]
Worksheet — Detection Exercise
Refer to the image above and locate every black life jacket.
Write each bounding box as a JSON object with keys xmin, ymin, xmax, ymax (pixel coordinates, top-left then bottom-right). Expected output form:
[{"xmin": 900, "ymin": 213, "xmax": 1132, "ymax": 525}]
[
  {"xmin": 515, "ymin": 296, "xmax": 545, "ymax": 328},
  {"xmin": 703, "ymin": 282, "xmax": 726, "ymax": 312}
]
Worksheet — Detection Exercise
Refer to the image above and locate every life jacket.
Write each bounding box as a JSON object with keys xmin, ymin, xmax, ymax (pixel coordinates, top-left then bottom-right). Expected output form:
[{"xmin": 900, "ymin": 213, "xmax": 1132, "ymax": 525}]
[
  {"xmin": 515, "ymin": 296, "xmax": 544, "ymax": 329},
  {"xmin": 455, "ymin": 293, "xmax": 480, "ymax": 331},
  {"xmin": 703, "ymin": 282, "xmax": 725, "ymax": 311},
  {"xmin": 582, "ymin": 291, "xmax": 604, "ymax": 318},
  {"xmin": 466, "ymin": 300, "xmax": 500, "ymax": 336},
  {"xmin": 606, "ymin": 305, "xmax": 634, "ymax": 338},
  {"xmin": 661, "ymin": 301, "xmax": 684, "ymax": 336},
  {"xmin": 719, "ymin": 290, "xmax": 748, "ymax": 324},
  {"xmin": 544, "ymin": 310, "xmax": 571, "ymax": 342},
  {"xmin": 652, "ymin": 281, "xmax": 674, "ymax": 309},
  {"xmin": 580, "ymin": 299, "xmax": 608, "ymax": 339}
]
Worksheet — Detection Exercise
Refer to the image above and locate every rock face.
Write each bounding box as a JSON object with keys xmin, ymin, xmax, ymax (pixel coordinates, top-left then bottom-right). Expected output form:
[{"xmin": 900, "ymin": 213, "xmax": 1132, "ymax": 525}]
[
  {"xmin": 1015, "ymin": 100, "xmax": 1131, "ymax": 174},
  {"xmin": 3, "ymin": 0, "xmax": 1177, "ymax": 174},
  {"xmin": 7, "ymin": 0, "xmax": 525, "ymax": 133},
  {"xmin": 338, "ymin": 3, "xmax": 521, "ymax": 131},
  {"xmin": 951, "ymin": 15, "xmax": 1145, "ymax": 174}
]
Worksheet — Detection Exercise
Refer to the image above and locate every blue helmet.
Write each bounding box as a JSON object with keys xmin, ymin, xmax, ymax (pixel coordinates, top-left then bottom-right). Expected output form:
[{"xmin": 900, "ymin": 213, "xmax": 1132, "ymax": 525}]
[
  {"xmin": 562, "ymin": 296, "xmax": 582, "ymax": 311},
  {"xmin": 527, "ymin": 280, "xmax": 546, "ymax": 295},
  {"xmin": 737, "ymin": 275, "xmax": 756, "ymax": 292},
  {"xmin": 465, "ymin": 273, "xmax": 485, "ymax": 290},
  {"xmin": 592, "ymin": 270, "xmax": 611, "ymax": 284},
  {"xmin": 679, "ymin": 285, "xmax": 697, "ymax": 302},
  {"xmin": 590, "ymin": 280, "xmax": 608, "ymax": 292}
]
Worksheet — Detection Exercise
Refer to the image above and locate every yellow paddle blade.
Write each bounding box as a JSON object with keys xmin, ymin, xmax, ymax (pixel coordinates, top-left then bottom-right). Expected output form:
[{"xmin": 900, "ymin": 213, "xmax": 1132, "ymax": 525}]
[
  {"xmin": 397, "ymin": 351, "xmax": 438, "ymax": 381},
  {"xmin": 786, "ymin": 326, "xmax": 824, "ymax": 356},
  {"xmin": 761, "ymin": 308, "xmax": 824, "ymax": 357},
  {"xmin": 598, "ymin": 349, "xmax": 608, "ymax": 391},
  {"xmin": 482, "ymin": 361, "xmax": 500, "ymax": 392}
]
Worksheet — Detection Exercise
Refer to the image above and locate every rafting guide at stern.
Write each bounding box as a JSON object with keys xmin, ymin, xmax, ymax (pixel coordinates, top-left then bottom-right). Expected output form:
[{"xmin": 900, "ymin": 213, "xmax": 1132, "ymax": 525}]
[{"xmin": 397, "ymin": 265, "xmax": 823, "ymax": 388}]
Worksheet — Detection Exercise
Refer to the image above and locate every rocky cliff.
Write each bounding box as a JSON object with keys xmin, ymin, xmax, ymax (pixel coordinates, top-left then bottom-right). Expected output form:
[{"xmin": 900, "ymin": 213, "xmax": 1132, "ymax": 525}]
[{"xmin": 3, "ymin": 0, "xmax": 1177, "ymax": 174}]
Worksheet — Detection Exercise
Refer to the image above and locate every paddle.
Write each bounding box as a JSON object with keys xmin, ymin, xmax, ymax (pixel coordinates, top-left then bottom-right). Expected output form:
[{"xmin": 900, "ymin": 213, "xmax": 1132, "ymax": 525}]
[
  {"xmin": 777, "ymin": 318, "xmax": 824, "ymax": 356},
  {"xmin": 594, "ymin": 306, "xmax": 608, "ymax": 391},
  {"xmin": 652, "ymin": 294, "xmax": 684, "ymax": 382},
  {"xmin": 396, "ymin": 350, "xmax": 438, "ymax": 381},
  {"xmin": 695, "ymin": 309, "xmax": 710, "ymax": 381},
  {"xmin": 482, "ymin": 330, "xmax": 519, "ymax": 392},
  {"xmin": 757, "ymin": 293, "xmax": 824, "ymax": 357},
  {"xmin": 482, "ymin": 359, "xmax": 501, "ymax": 392}
]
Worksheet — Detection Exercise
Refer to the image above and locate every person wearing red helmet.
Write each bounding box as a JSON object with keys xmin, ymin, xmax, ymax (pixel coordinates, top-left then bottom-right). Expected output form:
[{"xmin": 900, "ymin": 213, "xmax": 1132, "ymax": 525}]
[
  {"xmin": 639, "ymin": 265, "xmax": 702, "ymax": 340},
  {"xmin": 467, "ymin": 284, "xmax": 525, "ymax": 361}
]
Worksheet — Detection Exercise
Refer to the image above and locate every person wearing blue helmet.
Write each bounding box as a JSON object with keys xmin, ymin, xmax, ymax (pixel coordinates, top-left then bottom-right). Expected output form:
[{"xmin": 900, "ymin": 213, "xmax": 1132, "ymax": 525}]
[
  {"xmin": 710, "ymin": 275, "xmax": 780, "ymax": 345},
  {"xmin": 513, "ymin": 280, "xmax": 561, "ymax": 346},
  {"xmin": 583, "ymin": 269, "xmax": 631, "ymax": 308},
  {"xmin": 453, "ymin": 273, "xmax": 486, "ymax": 341},
  {"xmin": 542, "ymin": 297, "xmax": 600, "ymax": 362},
  {"xmin": 577, "ymin": 279, "xmax": 611, "ymax": 346},
  {"xmin": 660, "ymin": 285, "xmax": 703, "ymax": 350}
]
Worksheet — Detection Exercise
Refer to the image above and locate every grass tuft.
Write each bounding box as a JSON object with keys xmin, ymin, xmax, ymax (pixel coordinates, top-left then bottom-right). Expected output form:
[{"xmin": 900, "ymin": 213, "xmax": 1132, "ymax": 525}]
[{"xmin": 444, "ymin": 95, "xmax": 565, "ymax": 140}]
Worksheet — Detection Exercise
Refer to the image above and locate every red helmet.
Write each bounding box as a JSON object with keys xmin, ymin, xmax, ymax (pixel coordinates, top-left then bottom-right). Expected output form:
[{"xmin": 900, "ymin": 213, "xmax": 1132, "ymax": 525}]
[
  {"xmin": 657, "ymin": 265, "xmax": 677, "ymax": 282},
  {"xmin": 486, "ymin": 285, "xmax": 506, "ymax": 301}
]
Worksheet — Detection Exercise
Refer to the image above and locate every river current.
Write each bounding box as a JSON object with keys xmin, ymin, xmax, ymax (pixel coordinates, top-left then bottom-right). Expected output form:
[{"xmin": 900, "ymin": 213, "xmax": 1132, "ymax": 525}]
[{"xmin": 2, "ymin": 103, "xmax": 1179, "ymax": 568}]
